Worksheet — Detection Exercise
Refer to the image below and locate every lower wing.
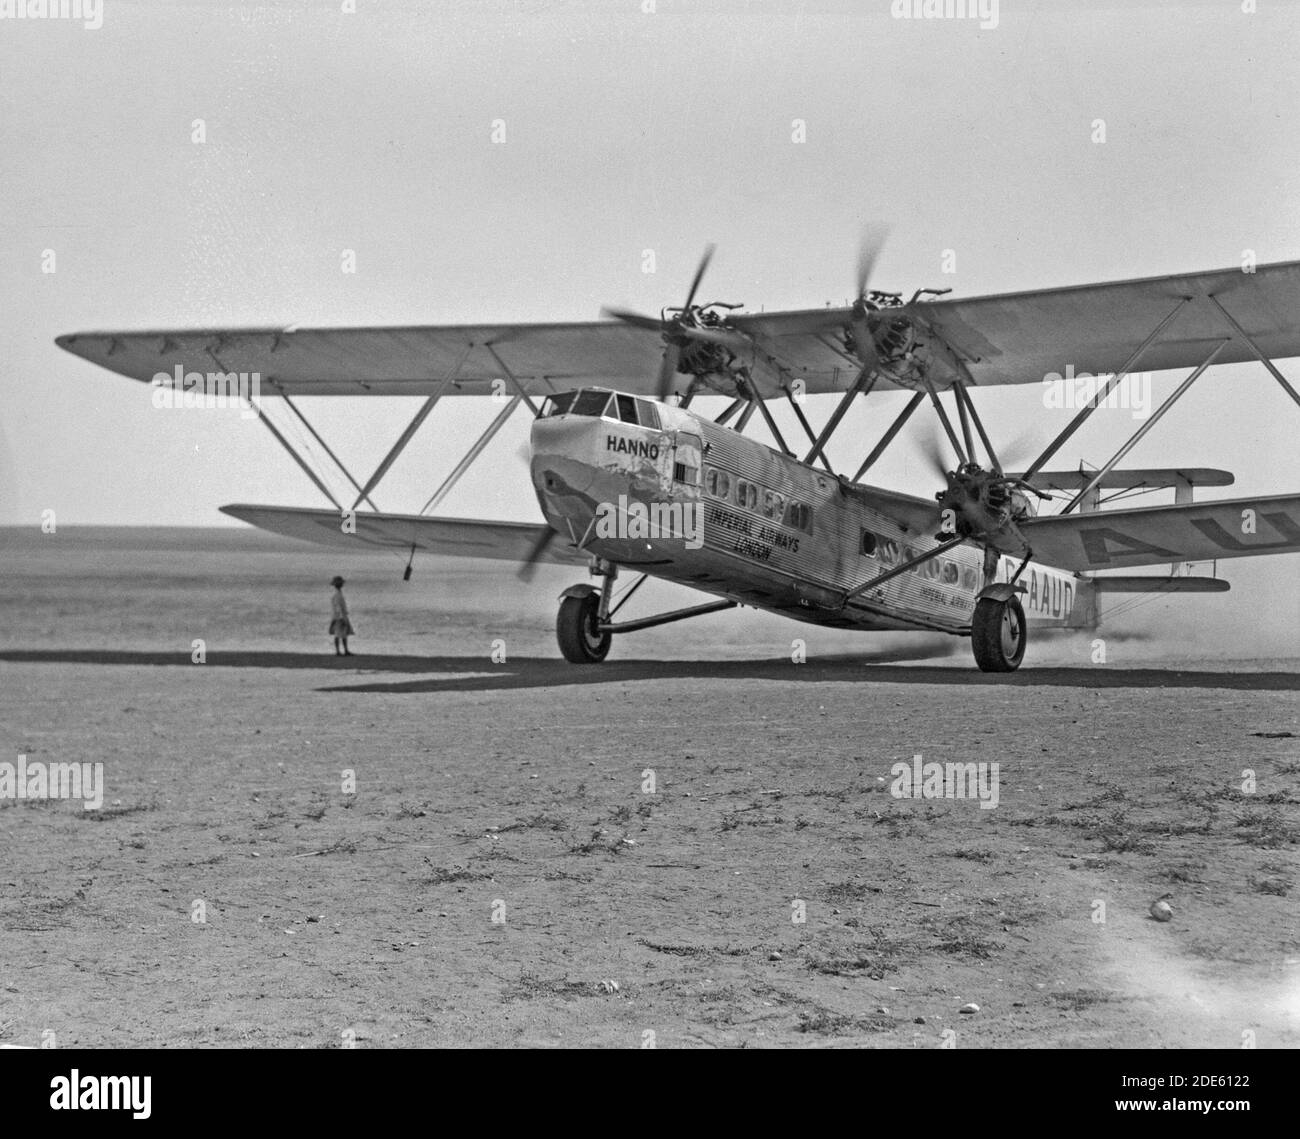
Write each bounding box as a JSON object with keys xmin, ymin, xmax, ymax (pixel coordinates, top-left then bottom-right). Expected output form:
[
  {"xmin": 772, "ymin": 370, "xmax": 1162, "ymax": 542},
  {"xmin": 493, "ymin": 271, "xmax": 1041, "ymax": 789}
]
[
  {"xmin": 219, "ymin": 504, "xmax": 588, "ymax": 566},
  {"xmin": 1020, "ymin": 493, "xmax": 1300, "ymax": 571}
]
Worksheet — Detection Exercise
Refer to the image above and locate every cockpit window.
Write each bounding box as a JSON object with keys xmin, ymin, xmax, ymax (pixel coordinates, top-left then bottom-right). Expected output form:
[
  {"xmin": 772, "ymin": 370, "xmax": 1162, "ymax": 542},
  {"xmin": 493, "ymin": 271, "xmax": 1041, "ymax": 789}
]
[
  {"xmin": 570, "ymin": 390, "xmax": 614, "ymax": 417},
  {"xmin": 541, "ymin": 391, "xmax": 578, "ymax": 417},
  {"xmin": 541, "ymin": 389, "xmax": 655, "ymax": 424}
]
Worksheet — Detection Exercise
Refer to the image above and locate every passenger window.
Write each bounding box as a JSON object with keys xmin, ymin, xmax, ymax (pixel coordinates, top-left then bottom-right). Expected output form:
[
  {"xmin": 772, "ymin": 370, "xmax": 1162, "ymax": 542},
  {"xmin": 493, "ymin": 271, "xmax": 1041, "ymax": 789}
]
[
  {"xmin": 860, "ymin": 530, "xmax": 877, "ymax": 556},
  {"xmin": 673, "ymin": 433, "xmax": 702, "ymax": 487},
  {"xmin": 941, "ymin": 561, "xmax": 960, "ymax": 585}
]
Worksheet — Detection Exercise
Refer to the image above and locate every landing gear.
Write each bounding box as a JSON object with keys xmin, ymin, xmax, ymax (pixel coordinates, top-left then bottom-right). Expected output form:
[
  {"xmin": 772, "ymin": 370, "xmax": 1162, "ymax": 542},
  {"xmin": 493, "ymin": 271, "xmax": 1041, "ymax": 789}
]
[
  {"xmin": 555, "ymin": 565, "xmax": 738, "ymax": 664},
  {"xmin": 556, "ymin": 591, "xmax": 611, "ymax": 663},
  {"xmin": 971, "ymin": 595, "xmax": 1027, "ymax": 673}
]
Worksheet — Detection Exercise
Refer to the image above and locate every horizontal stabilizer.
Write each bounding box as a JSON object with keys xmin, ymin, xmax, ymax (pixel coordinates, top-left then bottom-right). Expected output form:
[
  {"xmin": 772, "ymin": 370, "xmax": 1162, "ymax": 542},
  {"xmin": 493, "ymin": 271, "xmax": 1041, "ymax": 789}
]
[
  {"xmin": 1021, "ymin": 493, "xmax": 1300, "ymax": 571},
  {"xmin": 1090, "ymin": 576, "xmax": 1230, "ymax": 593},
  {"xmin": 219, "ymin": 504, "xmax": 588, "ymax": 566}
]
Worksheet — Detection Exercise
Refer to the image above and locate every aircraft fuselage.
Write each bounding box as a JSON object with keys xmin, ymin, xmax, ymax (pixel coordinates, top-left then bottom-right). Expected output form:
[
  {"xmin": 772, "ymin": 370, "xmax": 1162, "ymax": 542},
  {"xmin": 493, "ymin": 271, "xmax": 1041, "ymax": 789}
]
[{"xmin": 530, "ymin": 389, "xmax": 1090, "ymax": 636}]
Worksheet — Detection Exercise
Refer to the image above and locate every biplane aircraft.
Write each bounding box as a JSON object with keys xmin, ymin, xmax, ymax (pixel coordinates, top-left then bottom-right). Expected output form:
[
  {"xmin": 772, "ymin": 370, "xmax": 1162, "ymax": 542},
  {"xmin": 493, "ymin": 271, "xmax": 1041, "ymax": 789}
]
[{"xmin": 56, "ymin": 247, "xmax": 1300, "ymax": 671}]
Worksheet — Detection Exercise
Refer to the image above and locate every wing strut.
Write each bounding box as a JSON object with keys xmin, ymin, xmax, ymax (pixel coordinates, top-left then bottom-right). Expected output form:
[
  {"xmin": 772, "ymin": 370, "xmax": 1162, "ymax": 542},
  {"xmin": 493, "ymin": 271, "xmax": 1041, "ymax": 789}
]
[
  {"xmin": 249, "ymin": 395, "xmax": 343, "ymax": 511},
  {"xmin": 734, "ymin": 396, "xmax": 761, "ymax": 433},
  {"xmin": 1205, "ymin": 294, "xmax": 1300, "ymax": 410},
  {"xmin": 850, "ymin": 391, "xmax": 926, "ymax": 482},
  {"xmin": 803, "ymin": 367, "xmax": 879, "ymax": 470},
  {"xmin": 351, "ymin": 343, "xmax": 473, "ymax": 510},
  {"xmin": 953, "ymin": 382, "xmax": 1003, "ymax": 475},
  {"xmin": 713, "ymin": 397, "xmax": 745, "ymax": 426},
  {"xmin": 922, "ymin": 379, "xmax": 969, "ymax": 467},
  {"xmin": 281, "ymin": 393, "xmax": 378, "ymax": 511},
  {"xmin": 485, "ymin": 344, "xmax": 545, "ymax": 418},
  {"xmin": 1059, "ymin": 338, "xmax": 1229, "ymax": 515},
  {"xmin": 1021, "ymin": 297, "xmax": 1192, "ymax": 481},
  {"xmin": 784, "ymin": 386, "xmax": 835, "ymax": 472},
  {"xmin": 842, "ymin": 535, "xmax": 968, "ymax": 604},
  {"xmin": 745, "ymin": 377, "xmax": 795, "ymax": 457},
  {"xmin": 419, "ymin": 394, "xmax": 523, "ymax": 515}
]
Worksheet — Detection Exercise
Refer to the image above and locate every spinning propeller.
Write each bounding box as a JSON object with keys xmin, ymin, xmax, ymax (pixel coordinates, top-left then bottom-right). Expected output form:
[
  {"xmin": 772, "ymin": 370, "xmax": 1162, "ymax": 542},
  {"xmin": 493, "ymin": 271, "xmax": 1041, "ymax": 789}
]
[
  {"xmin": 916, "ymin": 418, "xmax": 1047, "ymax": 550},
  {"xmin": 845, "ymin": 224, "xmax": 891, "ymax": 378},
  {"xmin": 603, "ymin": 244, "xmax": 747, "ymax": 401}
]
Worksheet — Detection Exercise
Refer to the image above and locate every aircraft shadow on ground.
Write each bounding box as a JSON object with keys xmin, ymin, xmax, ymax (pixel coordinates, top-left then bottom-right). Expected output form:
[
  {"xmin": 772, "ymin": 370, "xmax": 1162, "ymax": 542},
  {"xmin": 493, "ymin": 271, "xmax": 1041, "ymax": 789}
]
[{"xmin": 1, "ymin": 649, "xmax": 1297, "ymax": 693}]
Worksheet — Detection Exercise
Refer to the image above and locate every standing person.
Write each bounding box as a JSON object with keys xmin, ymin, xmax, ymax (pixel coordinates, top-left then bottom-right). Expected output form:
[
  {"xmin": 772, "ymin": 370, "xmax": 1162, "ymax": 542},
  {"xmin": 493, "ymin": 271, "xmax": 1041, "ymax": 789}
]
[{"xmin": 329, "ymin": 575, "xmax": 354, "ymax": 656}]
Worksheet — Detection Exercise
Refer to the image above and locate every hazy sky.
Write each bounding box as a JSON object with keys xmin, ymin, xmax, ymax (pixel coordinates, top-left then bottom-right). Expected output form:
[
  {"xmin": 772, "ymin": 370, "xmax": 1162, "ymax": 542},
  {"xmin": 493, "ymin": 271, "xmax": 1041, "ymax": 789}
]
[{"xmin": 3, "ymin": 0, "xmax": 1298, "ymax": 559}]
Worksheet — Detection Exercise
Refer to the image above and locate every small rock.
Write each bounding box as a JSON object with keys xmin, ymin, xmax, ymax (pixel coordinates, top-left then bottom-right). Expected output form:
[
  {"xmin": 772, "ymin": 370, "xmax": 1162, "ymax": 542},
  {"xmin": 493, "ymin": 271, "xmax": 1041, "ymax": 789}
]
[
  {"xmin": 1150, "ymin": 899, "xmax": 1174, "ymax": 922},
  {"xmin": 913, "ymin": 1016, "xmax": 925, "ymax": 1025},
  {"xmin": 960, "ymin": 1003, "xmax": 980, "ymax": 1014},
  {"xmin": 769, "ymin": 951, "xmax": 782, "ymax": 961}
]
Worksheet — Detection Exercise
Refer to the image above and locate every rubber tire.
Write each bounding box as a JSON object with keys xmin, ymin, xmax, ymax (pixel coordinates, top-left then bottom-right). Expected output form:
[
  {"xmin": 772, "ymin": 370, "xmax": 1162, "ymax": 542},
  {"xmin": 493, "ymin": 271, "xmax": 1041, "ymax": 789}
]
[
  {"xmin": 557, "ymin": 593, "xmax": 611, "ymax": 663},
  {"xmin": 971, "ymin": 595, "xmax": 1027, "ymax": 672}
]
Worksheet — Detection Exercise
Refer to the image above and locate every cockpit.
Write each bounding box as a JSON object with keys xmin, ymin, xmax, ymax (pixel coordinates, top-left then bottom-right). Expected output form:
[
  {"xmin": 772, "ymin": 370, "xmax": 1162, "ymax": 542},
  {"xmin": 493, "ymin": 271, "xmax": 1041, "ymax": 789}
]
[{"xmin": 539, "ymin": 388, "xmax": 662, "ymax": 431}]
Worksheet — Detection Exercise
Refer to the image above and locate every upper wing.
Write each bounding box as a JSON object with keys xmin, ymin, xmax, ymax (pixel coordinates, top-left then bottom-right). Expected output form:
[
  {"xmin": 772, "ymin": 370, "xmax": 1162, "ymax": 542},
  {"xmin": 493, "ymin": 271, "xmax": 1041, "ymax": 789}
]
[
  {"xmin": 56, "ymin": 259, "xmax": 1300, "ymax": 398},
  {"xmin": 56, "ymin": 323, "xmax": 670, "ymax": 398},
  {"xmin": 219, "ymin": 504, "xmax": 588, "ymax": 565},
  {"xmin": 1020, "ymin": 493, "xmax": 1300, "ymax": 572},
  {"xmin": 732, "ymin": 259, "xmax": 1300, "ymax": 389}
]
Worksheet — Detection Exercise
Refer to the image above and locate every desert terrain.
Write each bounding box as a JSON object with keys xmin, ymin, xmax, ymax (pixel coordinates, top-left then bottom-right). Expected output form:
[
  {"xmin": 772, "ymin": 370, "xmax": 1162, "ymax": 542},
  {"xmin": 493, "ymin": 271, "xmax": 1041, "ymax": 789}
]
[{"xmin": 0, "ymin": 527, "xmax": 1296, "ymax": 1048}]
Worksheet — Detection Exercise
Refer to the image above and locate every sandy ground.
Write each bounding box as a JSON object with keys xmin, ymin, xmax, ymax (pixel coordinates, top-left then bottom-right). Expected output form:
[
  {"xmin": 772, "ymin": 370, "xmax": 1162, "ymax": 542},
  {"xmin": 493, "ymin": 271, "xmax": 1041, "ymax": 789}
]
[{"xmin": 0, "ymin": 528, "xmax": 1297, "ymax": 1048}]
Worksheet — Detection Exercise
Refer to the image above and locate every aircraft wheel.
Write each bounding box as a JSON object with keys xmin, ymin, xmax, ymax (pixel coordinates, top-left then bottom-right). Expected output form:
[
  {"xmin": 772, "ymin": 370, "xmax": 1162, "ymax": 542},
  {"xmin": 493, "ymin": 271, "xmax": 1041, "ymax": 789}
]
[
  {"xmin": 971, "ymin": 595, "xmax": 1026, "ymax": 672},
  {"xmin": 557, "ymin": 592, "xmax": 611, "ymax": 663}
]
